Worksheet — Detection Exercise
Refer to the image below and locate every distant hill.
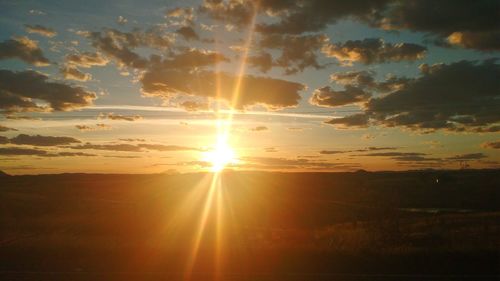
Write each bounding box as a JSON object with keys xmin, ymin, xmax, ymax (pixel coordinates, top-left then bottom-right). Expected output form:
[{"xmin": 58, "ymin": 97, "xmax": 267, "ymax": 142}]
[{"xmin": 0, "ymin": 170, "xmax": 10, "ymax": 177}]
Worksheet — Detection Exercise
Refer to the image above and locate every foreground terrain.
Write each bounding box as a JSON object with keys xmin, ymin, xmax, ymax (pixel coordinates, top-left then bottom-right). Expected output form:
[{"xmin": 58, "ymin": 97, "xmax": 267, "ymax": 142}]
[{"xmin": 0, "ymin": 170, "xmax": 498, "ymax": 280}]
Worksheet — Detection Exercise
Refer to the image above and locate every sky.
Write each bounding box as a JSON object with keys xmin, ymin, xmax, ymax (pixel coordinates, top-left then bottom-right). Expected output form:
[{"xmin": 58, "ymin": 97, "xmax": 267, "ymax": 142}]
[{"xmin": 0, "ymin": 0, "xmax": 499, "ymax": 174}]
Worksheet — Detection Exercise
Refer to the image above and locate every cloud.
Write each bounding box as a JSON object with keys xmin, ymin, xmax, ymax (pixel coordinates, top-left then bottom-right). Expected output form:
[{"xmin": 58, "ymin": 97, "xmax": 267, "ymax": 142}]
[
  {"xmin": 372, "ymin": 0, "xmax": 500, "ymax": 51},
  {"xmin": 136, "ymin": 143, "xmax": 200, "ymax": 151},
  {"xmin": 446, "ymin": 31, "xmax": 500, "ymax": 51},
  {"xmin": 60, "ymin": 65, "xmax": 91, "ymax": 81},
  {"xmin": 70, "ymin": 143, "xmax": 142, "ymax": 152},
  {"xmin": 199, "ymin": 1, "xmax": 498, "ymax": 51},
  {"xmin": 140, "ymin": 69, "xmax": 304, "ymax": 110},
  {"xmin": 117, "ymin": 16, "xmax": 128, "ymax": 25},
  {"xmin": 0, "ymin": 125, "xmax": 17, "ymax": 132},
  {"xmin": 264, "ymin": 147, "xmax": 277, "ymax": 152},
  {"xmin": 149, "ymin": 48, "xmax": 229, "ymax": 69},
  {"xmin": 199, "ymin": 0, "xmax": 256, "ymax": 29},
  {"xmin": 331, "ymin": 70, "xmax": 411, "ymax": 93},
  {"xmin": 367, "ymin": 60, "xmax": 500, "ymax": 132},
  {"xmin": 176, "ymin": 26, "xmax": 199, "ymax": 41},
  {"xmin": 100, "ymin": 113, "xmax": 142, "ymax": 121},
  {"xmin": 447, "ymin": 153, "xmax": 487, "ymax": 160},
  {"xmin": 250, "ymin": 126, "xmax": 268, "ymax": 132},
  {"xmin": 166, "ymin": 7, "xmax": 194, "ymax": 19},
  {"xmin": 247, "ymin": 52, "xmax": 273, "ymax": 73},
  {"xmin": 25, "ymin": 24, "xmax": 57, "ymax": 37},
  {"xmin": 179, "ymin": 100, "xmax": 209, "ymax": 111},
  {"xmin": 50, "ymin": 151, "xmax": 96, "ymax": 157},
  {"xmin": 9, "ymin": 134, "xmax": 81, "ymax": 146},
  {"xmin": 359, "ymin": 151, "xmax": 442, "ymax": 163},
  {"xmin": 319, "ymin": 150, "xmax": 343, "ymax": 155},
  {"xmin": 481, "ymin": 141, "xmax": 500, "ymax": 149},
  {"xmin": 324, "ymin": 113, "xmax": 369, "ymax": 128},
  {"xmin": 119, "ymin": 138, "xmax": 146, "ymax": 142},
  {"xmin": 310, "ymin": 86, "xmax": 370, "ymax": 107},
  {"xmin": 258, "ymin": 34, "xmax": 328, "ymax": 74},
  {"xmin": 86, "ymin": 29, "xmax": 176, "ymax": 69},
  {"xmin": 322, "ymin": 38, "xmax": 426, "ymax": 65},
  {"xmin": 69, "ymin": 142, "xmax": 200, "ymax": 152},
  {"xmin": 241, "ymin": 156, "xmax": 361, "ymax": 170},
  {"xmin": 75, "ymin": 124, "xmax": 111, "ymax": 131},
  {"xmin": 0, "ymin": 147, "xmax": 48, "ymax": 156},
  {"xmin": 256, "ymin": 0, "xmax": 391, "ymax": 35},
  {"xmin": 88, "ymin": 30, "xmax": 149, "ymax": 69},
  {"xmin": 0, "ymin": 70, "xmax": 96, "ymax": 113},
  {"xmin": 29, "ymin": 9, "xmax": 46, "ymax": 16},
  {"xmin": 0, "ymin": 146, "xmax": 95, "ymax": 157},
  {"xmin": 320, "ymin": 146, "xmax": 397, "ymax": 154},
  {"xmin": 65, "ymin": 52, "xmax": 109, "ymax": 68},
  {"xmin": 0, "ymin": 36, "xmax": 49, "ymax": 66}
]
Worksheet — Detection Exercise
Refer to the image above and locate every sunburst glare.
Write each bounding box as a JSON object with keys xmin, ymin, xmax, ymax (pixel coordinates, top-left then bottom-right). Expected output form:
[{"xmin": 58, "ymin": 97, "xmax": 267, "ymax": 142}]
[{"xmin": 202, "ymin": 135, "xmax": 237, "ymax": 172}]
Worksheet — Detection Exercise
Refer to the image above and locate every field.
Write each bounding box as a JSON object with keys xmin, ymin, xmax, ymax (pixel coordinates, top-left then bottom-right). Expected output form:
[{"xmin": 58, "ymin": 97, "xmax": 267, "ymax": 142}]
[{"xmin": 0, "ymin": 170, "xmax": 498, "ymax": 280}]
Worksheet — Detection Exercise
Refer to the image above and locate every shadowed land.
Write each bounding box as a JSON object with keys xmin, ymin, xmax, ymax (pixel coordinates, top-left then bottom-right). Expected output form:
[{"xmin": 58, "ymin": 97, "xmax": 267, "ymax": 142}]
[{"xmin": 0, "ymin": 170, "xmax": 498, "ymax": 280}]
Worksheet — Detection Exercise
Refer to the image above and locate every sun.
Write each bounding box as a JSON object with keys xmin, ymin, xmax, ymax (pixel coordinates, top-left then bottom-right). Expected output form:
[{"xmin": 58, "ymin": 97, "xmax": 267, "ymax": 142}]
[{"xmin": 202, "ymin": 136, "xmax": 237, "ymax": 172}]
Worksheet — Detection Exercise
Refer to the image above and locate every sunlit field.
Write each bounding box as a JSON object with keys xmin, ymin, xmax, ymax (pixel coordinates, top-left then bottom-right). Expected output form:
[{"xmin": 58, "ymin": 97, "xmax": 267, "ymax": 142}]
[
  {"xmin": 1, "ymin": 0, "xmax": 500, "ymax": 280},
  {"xmin": 1, "ymin": 170, "xmax": 499, "ymax": 280}
]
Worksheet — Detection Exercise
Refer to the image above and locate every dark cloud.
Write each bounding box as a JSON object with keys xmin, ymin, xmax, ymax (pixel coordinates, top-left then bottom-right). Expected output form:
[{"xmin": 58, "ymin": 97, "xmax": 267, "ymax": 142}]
[
  {"xmin": 371, "ymin": 0, "xmax": 500, "ymax": 51},
  {"xmin": 367, "ymin": 60, "xmax": 500, "ymax": 132},
  {"xmin": 100, "ymin": 113, "xmax": 142, "ymax": 121},
  {"xmin": 320, "ymin": 146, "xmax": 397, "ymax": 155},
  {"xmin": 200, "ymin": 0, "xmax": 498, "ymax": 51},
  {"xmin": 481, "ymin": 141, "xmax": 500, "ymax": 149},
  {"xmin": 199, "ymin": 0, "xmax": 256, "ymax": 29},
  {"xmin": 75, "ymin": 124, "xmax": 112, "ymax": 131},
  {"xmin": 256, "ymin": 0, "xmax": 391, "ymax": 35},
  {"xmin": 330, "ymin": 70, "xmax": 411, "ymax": 92},
  {"xmin": 65, "ymin": 52, "xmax": 109, "ymax": 68},
  {"xmin": 25, "ymin": 24, "xmax": 57, "ymax": 37},
  {"xmin": 9, "ymin": 134, "xmax": 81, "ymax": 146},
  {"xmin": 310, "ymin": 86, "xmax": 370, "ymax": 107},
  {"xmin": 247, "ymin": 52, "xmax": 273, "ymax": 73},
  {"xmin": 141, "ymin": 69, "xmax": 304, "ymax": 110},
  {"xmin": 60, "ymin": 65, "xmax": 91, "ymax": 81},
  {"xmin": 0, "ymin": 125, "xmax": 17, "ymax": 132},
  {"xmin": 319, "ymin": 150, "xmax": 343, "ymax": 155},
  {"xmin": 176, "ymin": 26, "xmax": 199, "ymax": 41},
  {"xmin": 0, "ymin": 70, "xmax": 96, "ymax": 113},
  {"xmin": 0, "ymin": 147, "xmax": 47, "ymax": 156},
  {"xmin": 250, "ymin": 126, "xmax": 268, "ymax": 132},
  {"xmin": 88, "ymin": 30, "xmax": 149, "ymax": 69},
  {"xmin": 324, "ymin": 113, "xmax": 370, "ymax": 128},
  {"xmin": 69, "ymin": 142, "xmax": 200, "ymax": 152},
  {"xmin": 46, "ymin": 151, "xmax": 96, "ymax": 157},
  {"xmin": 359, "ymin": 151, "xmax": 443, "ymax": 163},
  {"xmin": 322, "ymin": 38, "xmax": 426, "ymax": 65},
  {"xmin": 258, "ymin": 34, "xmax": 328, "ymax": 74},
  {"xmin": 149, "ymin": 48, "xmax": 229, "ymax": 70},
  {"xmin": 446, "ymin": 30, "xmax": 500, "ymax": 51},
  {"xmin": 70, "ymin": 143, "xmax": 143, "ymax": 152},
  {"xmin": 0, "ymin": 36, "xmax": 49, "ymax": 66},
  {"xmin": 447, "ymin": 153, "xmax": 487, "ymax": 160}
]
